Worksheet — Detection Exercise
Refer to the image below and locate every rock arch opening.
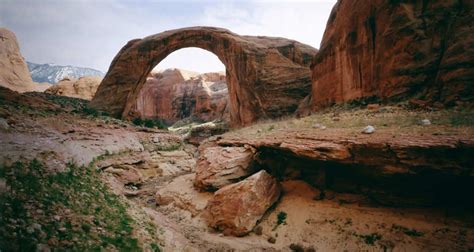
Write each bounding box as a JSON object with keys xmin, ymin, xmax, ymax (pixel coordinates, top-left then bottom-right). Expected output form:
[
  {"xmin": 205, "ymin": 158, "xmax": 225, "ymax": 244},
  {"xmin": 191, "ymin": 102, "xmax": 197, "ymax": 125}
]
[
  {"xmin": 90, "ymin": 27, "xmax": 318, "ymax": 126},
  {"xmin": 129, "ymin": 47, "xmax": 230, "ymax": 126}
]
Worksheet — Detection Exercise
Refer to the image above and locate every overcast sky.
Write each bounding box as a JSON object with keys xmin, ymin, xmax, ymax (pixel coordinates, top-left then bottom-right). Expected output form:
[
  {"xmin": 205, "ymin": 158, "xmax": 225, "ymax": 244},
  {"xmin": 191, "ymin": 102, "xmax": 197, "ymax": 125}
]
[{"xmin": 0, "ymin": 0, "xmax": 336, "ymax": 73}]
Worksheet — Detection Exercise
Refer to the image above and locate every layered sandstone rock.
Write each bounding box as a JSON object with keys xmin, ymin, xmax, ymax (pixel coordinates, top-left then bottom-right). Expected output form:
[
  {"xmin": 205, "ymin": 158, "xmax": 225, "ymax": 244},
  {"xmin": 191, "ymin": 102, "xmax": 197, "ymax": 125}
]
[
  {"xmin": 212, "ymin": 128, "xmax": 474, "ymax": 207},
  {"xmin": 195, "ymin": 145, "xmax": 257, "ymax": 191},
  {"xmin": 0, "ymin": 28, "xmax": 50, "ymax": 92},
  {"xmin": 90, "ymin": 27, "xmax": 317, "ymax": 126},
  {"xmin": 203, "ymin": 170, "xmax": 281, "ymax": 236},
  {"xmin": 45, "ymin": 76, "xmax": 103, "ymax": 100},
  {"xmin": 311, "ymin": 1, "xmax": 474, "ymax": 108},
  {"xmin": 130, "ymin": 69, "xmax": 229, "ymax": 124}
]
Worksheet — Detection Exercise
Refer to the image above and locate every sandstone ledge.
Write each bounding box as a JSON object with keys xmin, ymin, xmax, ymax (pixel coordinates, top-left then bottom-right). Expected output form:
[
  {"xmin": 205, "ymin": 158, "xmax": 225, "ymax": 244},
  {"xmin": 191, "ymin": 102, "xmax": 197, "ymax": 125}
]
[{"xmin": 203, "ymin": 127, "xmax": 474, "ymax": 207}]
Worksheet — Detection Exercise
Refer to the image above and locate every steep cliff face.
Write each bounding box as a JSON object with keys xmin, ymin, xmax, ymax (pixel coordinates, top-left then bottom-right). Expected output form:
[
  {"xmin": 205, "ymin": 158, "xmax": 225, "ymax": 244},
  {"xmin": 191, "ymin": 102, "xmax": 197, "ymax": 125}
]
[
  {"xmin": 311, "ymin": 1, "xmax": 474, "ymax": 108},
  {"xmin": 44, "ymin": 76, "xmax": 103, "ymax": 100},
  {"xmin": 0, "ymin": 28, "xmax": 50, "ymax": 92},
  {"xmin": 130, "ymin": 69, "xmax": 229, "ymax": 124}
]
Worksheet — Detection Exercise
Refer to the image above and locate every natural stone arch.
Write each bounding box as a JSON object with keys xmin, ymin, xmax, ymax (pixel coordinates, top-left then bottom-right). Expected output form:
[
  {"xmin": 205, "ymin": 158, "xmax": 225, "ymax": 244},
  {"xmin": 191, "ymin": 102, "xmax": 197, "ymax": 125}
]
[{"xmin": 90, "ymin": 27, "xmax": 317, "ymax": 126}]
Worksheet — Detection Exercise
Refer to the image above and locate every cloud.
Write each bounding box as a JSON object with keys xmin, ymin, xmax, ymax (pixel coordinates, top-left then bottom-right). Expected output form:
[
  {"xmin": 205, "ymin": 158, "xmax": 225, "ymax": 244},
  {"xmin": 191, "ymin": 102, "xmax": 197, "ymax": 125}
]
[{"xmin": 0, "ymin": 0, "xmax": 336, "ymax": 73}]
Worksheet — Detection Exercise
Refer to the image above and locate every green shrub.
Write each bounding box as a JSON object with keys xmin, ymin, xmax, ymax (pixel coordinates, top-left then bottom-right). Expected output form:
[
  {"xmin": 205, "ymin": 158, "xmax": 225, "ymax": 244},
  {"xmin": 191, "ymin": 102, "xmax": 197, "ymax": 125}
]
[
  {"xmin": 133, "ymin": 118, "xmax": 166, "ymax": 129},
  {"xmin": 143, "ymin": 119, "xmax": 155, "ymax": 128},
  {"xmin": 132, "ymin": 117, "xmax": 143, "ymax": 126},
  {"xmin": 277, "ymin": 211, "xmax": 287, "ymax": 225},
  {"xmin": 82, "ymin": 106, "xmax": 99, "ymax": 117},
  {"xmin": 272, "ymin": 211, "xmax": 288, "ymax": 230},
  {"xmin": 353, "ymin": 232, "xmax": 382, "ymax": 245}
]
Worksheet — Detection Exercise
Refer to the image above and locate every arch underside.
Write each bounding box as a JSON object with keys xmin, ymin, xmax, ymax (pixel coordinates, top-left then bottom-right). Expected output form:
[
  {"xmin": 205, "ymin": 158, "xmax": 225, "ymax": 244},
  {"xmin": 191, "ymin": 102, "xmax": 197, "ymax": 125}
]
[{"xmin": 90, "ymin": 26, "xmax": 318, "ymax": 126}]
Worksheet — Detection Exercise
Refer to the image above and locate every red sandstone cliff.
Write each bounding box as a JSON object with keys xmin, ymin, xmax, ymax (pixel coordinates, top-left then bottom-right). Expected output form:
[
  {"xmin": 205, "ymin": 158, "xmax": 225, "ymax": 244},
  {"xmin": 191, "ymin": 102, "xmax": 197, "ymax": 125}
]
[
  {"xmin": 130, "ymin": 69, "xmax": 229, "ymax": 124},
  {"xmin": 311, "ymin": 1, "xmax": 474, "ymax": 108}
]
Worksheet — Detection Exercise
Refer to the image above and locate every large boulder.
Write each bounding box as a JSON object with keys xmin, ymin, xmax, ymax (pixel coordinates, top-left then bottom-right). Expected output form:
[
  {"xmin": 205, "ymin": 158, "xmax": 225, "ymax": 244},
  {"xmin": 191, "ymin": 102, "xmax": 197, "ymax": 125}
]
[
  {"xmin": 45, "ymin": 76, "xmax": 103, "ymax": 100},
  {"xmin": 195, "ymin": 145, "xmax": 256, "ymax": 191},
  {"xmin": 129, "ymin": 69, "xmax": 229, "ymax": 124},
  {"xmin": 203, "ymin": 170, "xmax": 281, "ymax": 236},
  {"xmin": 0, "ymin": 28, "xmax": 50, "ymax": 92},
  {"xmin": 311, "ymin": 1, "xmax": 474, "ymax": 107}
]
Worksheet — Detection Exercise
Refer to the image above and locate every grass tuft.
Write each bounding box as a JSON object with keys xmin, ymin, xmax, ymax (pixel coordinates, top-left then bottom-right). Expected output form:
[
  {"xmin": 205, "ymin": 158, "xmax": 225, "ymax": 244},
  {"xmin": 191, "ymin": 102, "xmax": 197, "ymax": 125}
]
[{"xmin": 0, "ymin": 159, "xmax": 142, "ymax": 251}]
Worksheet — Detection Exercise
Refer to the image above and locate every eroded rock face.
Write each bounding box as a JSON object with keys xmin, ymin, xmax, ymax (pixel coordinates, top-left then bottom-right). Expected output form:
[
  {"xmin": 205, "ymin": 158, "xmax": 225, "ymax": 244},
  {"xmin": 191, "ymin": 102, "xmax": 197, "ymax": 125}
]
[
  {"xmin": 45, "ymin": 76, "xmax": 103, "ymax": 100},
  {"xmin": 130, "ymin": 69, "xmax": 229, "ymax": 124},
  {"xmin": 311, "ymin": 1, "xmax": 474, "ymax": 108},
  {"xmin": 214, "ymin": 129, "xmax": 474, "ymax": 207},
  {"xmin": 203, "ymin": 170, "xmax": 281, "ymax": 236},
  {"xmin": 90, "ymin": 27, "xmax": 317, "ymax": 126},
  {"xmin": 0, "ymin": 28, "xmax": 50, "ymax": 92},
  {"xmin": 195, "ymin": 145, "xmax": 256, "ymax": 191}
]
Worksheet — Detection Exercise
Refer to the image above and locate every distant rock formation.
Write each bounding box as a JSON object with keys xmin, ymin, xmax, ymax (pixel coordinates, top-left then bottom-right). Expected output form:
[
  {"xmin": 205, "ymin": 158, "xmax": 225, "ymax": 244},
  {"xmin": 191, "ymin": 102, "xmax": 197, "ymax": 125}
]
[
  {"xmin": 130, "ymin": 68, "xmax": 229, "ymax": 124},
  {"xmin": 0, "ymin": 28, "xmax": 50, "ymax": 92},
  {"xmin": 45, "ymin": 76, "xmax": 103, "ymax": 100},
  {"xmin": 27, "ymin": 62, "xmax": 105, "ymax": 84},
  {"xmin": 311, "ymin": 1, "xmax": 474, "ymax": 108}
]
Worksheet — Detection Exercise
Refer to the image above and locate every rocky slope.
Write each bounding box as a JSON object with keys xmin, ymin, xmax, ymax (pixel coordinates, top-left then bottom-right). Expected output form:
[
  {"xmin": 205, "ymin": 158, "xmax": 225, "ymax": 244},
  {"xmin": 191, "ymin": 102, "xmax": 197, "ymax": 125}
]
[
  {"xmin": 27, "ymin": 62, "xmax": 105, "ymax": 84},
  {"xmin": 311, "ymin": 1, "xmax": 474, "ymax": 108},
  {"xmin": 1, "ymin": 4, "xmax": 474, "ymax": 251},
  {"xmin": 130, "ymin": 68, "xmax": 229, "ymax": 124},
  {"xmin": 0, "ymin": 28, "xmax": 50, "ymax": 92},
  {"xmin": 44, "ymin": 76, "xmax": 103, "ymax": 100},
  {"xmin": 1, "ymin": 89, "xmax": 473, "ymax": 251}
]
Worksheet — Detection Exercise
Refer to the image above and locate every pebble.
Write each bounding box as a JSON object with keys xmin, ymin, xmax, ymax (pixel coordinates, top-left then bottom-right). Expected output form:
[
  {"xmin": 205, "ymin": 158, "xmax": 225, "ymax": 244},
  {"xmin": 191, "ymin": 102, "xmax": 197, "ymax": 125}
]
[
  {"xmin": 420, "ymin": 119, "xmax": 431, "ymax": 125},
  {"xmin": 36, "ymin": 243, "xmax": 51, "ymax": 252},
  {"xmin": 361, "ymin": 125, "xmax": 375, "ymax": 134},
  {"xmin": 312, "ymin": 123, "xmax": 327, "ymax": 130},
  {"xmin": 26, "ymin": 226, "xmax": 35, "ymax": 234},
  {"xmin": 367, "ymin": 104, "xmax": 380, "ymax": 110},
  {"xmin": 32, "ymin": 223, "xmax": 42, "ymax": 230},
  {"xmin": 0, "ymin": 178, "xmax": 8, "ymax": 193},
  {"xmin": 0, "ymin": 118, "xmax": 9, "ymax": 130}
]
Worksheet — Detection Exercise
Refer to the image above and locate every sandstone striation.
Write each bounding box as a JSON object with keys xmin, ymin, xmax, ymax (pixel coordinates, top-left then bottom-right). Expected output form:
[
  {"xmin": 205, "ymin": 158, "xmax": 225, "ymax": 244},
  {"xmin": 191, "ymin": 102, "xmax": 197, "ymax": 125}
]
[
  {"xmin": 130, "ymin": 68, "xmax": 229, "ymax": 124},
  {"xmin": 194, "ymin": 145, "xmax": 257, "ymax": 191},
  {"xmin": 203, "ymin": 170, "xmax": 281, "ymax": 236},
  {"xmin": 311, "ymin": 1, "xmax": 474, "ymax": 108},
  {"xmin": 208, "ymin": 127, "xmax": 474, "ymax": 207},
  {"xmin": 0, "ymin": 28, "xmax": 50, "ymax": 92},
  {"xmin": 45, "ymin": 76, "xmax": 103, "ymax": 100},
  {"xmin": 90, "ymin": 27, "xmax": 317, "ymax": 126}
]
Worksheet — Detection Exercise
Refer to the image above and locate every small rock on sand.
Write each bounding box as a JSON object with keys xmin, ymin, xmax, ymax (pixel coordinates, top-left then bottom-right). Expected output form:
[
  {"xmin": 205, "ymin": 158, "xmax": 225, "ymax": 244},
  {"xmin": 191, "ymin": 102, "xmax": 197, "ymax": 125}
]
[
  {"xmin": 420, "ymin": 119, "xmax": 431, "ymax": 125},
  {"xmin": 362, "ymin": 125, "xmax": 375, "ymax": 134},
  {"xmin": 312, "ymin": 123, "xmax": 327, "ymax": 130}
]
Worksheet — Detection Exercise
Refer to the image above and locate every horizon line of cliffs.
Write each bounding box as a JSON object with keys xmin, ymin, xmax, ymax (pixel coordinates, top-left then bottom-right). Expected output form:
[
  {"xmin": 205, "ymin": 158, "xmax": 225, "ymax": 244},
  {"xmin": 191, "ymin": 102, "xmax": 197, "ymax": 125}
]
[
  {"xmin": 45, "ymin": 69, "xmax": 230, "ymax": 124},
  {"xmin": 0, "ymin": 0, "xmax": 472, "ymax": 121}
]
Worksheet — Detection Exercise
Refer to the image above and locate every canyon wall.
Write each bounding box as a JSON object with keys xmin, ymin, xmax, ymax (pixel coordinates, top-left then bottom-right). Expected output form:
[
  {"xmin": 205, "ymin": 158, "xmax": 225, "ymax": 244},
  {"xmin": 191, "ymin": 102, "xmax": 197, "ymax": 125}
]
[
  {"xmin": 311, "ymin": 1, "xmax": 474, "ymax": 108},
  {"xmin": 130, "ymin": 69, "xmax": 229, "ymax": 124}
]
